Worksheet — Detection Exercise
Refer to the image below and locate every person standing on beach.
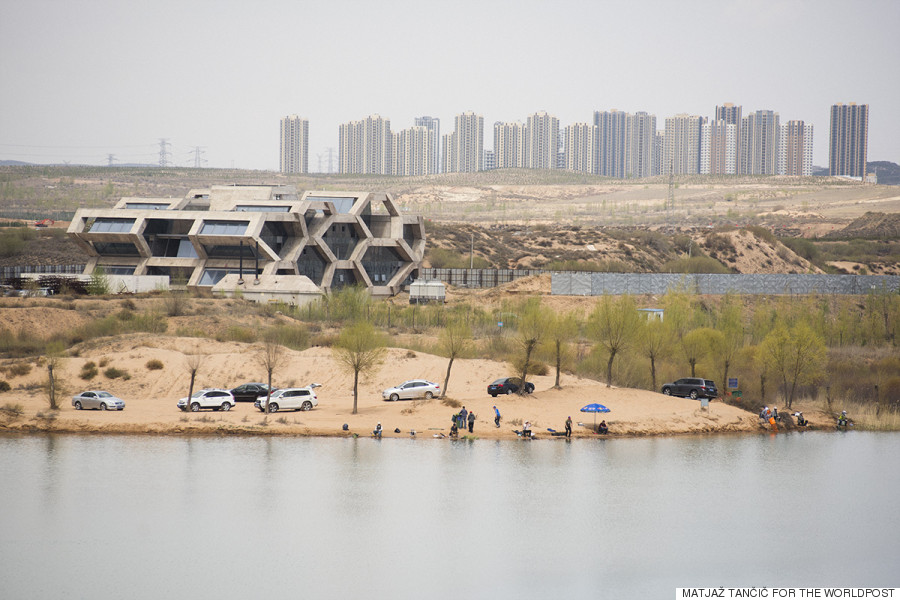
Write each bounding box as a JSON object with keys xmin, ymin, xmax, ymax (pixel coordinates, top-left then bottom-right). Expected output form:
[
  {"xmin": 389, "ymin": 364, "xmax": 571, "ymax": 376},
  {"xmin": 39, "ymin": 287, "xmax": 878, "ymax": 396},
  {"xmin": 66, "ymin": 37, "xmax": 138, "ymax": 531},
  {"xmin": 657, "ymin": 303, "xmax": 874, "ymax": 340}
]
[
  {"xmin": 468, "ymin": 410, "xmax": 475, "ymax": 433},
  {"xmin": 459, "ymin": 406, "xmax": 468, "ymax": 431},
  {"xmin": 493, "ymin": 405, "xmax": 501, "ymax": 428},
  {"xmin": 565, "ymin": 416, "xmax": 572, "ymax": 438}
]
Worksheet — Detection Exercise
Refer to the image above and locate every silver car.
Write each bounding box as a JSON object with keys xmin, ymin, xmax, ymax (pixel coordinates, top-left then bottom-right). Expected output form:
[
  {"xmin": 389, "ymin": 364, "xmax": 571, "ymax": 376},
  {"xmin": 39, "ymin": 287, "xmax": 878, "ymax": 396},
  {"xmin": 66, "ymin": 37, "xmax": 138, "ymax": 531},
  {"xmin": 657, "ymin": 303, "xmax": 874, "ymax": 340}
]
[
  {"xmin": 72, "ymin": 390, "xmax": 126, "ymax": 411},
  {"xmin": 382, "ymin": 379, "xmax": 441, "ymax": 401}
]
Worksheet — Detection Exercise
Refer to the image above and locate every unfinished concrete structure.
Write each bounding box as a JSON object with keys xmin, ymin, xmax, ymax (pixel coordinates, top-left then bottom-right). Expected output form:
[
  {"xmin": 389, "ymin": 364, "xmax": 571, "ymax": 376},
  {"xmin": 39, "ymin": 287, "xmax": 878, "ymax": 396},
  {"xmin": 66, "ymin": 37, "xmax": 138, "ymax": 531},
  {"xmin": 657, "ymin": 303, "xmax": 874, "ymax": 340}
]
[{"xmin": 68, "ymin": 186, "xmax": 426, "ymax": 299}]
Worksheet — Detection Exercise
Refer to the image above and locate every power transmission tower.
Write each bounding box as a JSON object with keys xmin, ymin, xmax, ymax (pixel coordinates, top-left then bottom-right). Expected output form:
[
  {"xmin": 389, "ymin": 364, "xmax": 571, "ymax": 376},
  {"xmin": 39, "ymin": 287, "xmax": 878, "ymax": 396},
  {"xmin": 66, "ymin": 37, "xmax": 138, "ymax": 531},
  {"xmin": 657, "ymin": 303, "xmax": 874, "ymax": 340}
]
[
  {"xmin": 317, "ymin": 153, "xmax": 323, "ymax": 173},
  {"xmin": 667, "ymin": 160, "xmax": 675, "ymax": 212},
  {"xmin": 107, "ymin": 154, "xmax": 117, "ymax": 167},
  {"xmin": 326, "ymin": 147, "xmax": 336, "ymax": 173},
  {"xmin": 191, "ymin": 146, "xmax": 206, "ymax": 168},
  {"xmin": 158, "ymin": 138, "xmax": 171, "ymax": 167}
]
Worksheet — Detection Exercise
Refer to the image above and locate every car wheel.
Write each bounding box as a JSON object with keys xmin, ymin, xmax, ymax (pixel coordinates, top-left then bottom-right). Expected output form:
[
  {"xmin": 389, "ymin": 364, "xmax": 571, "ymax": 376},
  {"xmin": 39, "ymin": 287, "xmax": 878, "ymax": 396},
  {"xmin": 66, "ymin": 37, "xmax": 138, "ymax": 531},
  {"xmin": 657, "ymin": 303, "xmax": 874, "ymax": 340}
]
[
  {"xmin": 301, "ymin": 401, "xmax": 312, "ymax": 411},
  {"xmin": 662, "ymin": 387, "xmax": 672, "ymax": 396},
  {"xmin": 190, "ymin": 402, "xmax": 200, "ymax": 412},
  {"xmin": 490, "ymin": 393, "xmax": 497, "ymax": 398},
  {"xmin": 506, "ymin": 388, "xmax": 513, "ymax": 395},
  {"xmin": 690, "ymin": 390, "xmax": 699, "ymax": 400},
  {"xmin": 390, "ymin": 393, "xmax": 399, "ymax": 402},
  {"xmin": 100, "ymin": 403, "xmax": 108, "ymax": 411},
  {"xmin": 269, "ymin": 403, "xmax": 279, "ymax": 413},
  {"xmin": 424, "ymin": 391, "xmax": 434, "ymax": 400},
  {"xmin": 74, "ymin": 401, "xmax": 83, "ymax": 410},
  {"xmin": 221, "ymin": 403, "xmax": 232, "ymax": 411},
  {"xmin": 526, "ymin": 385, "xmax": 534, "ymax": 394}
]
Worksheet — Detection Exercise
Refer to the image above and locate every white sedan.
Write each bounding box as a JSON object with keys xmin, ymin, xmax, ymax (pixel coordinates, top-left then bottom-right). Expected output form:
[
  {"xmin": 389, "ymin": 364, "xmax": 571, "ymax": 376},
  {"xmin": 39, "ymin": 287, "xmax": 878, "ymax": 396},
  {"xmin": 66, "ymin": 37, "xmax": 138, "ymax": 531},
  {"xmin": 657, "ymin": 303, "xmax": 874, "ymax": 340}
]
[
  {"xmin": 72, "ymin": 390, "xmax": 125, "ymax": 411},
  {"xmin": 177, "ymin": 389, "xmax": 235, "ymax": 412},
  {"xmin": 382, "ymin": 380, "xmax": 440, "ymax": 401}
]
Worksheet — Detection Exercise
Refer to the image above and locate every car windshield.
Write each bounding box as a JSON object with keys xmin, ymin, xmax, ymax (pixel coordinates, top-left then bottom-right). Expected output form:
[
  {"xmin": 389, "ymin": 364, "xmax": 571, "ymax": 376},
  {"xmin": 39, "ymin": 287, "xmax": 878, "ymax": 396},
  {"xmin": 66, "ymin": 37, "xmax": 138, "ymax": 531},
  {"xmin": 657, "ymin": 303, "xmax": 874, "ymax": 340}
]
[
  {"xmin": 96, "ymin": 391, "xmax": 113, "ymax": 398},
  {"xmin": 705, "ymin": 380, "xmax": 716, "ymax": 386},
  {"xmin": 491, "ymin": 379, "xmax": 506, "ymax": 385},
  {"xmin": 191, "ymin": 391, "xmax": 207, "ymax": 398}
]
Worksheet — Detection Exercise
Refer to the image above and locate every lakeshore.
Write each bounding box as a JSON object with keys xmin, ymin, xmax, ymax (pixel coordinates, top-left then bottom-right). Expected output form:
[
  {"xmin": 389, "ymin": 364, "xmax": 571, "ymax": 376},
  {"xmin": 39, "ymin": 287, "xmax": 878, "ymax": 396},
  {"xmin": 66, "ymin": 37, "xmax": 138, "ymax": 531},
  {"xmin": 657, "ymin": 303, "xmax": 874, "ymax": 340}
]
[{"xmin": 1, "ymin": 341, "xmax": 831, "ymax": 439}]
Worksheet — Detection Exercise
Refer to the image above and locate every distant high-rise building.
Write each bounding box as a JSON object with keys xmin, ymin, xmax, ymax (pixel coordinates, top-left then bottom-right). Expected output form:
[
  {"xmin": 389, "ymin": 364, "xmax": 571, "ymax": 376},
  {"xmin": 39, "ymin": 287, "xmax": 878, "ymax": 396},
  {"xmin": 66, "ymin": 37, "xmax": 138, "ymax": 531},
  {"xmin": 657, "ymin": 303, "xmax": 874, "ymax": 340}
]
[
  {"xmin": 704, "ymin": 120, "xmax": 737, "ymax": 175},
  {"xmin": 414, "ymin": 116, "xmax": 441, "ymax": 174},
  {"xmin": 664, "ymin": 114, "xmax": 704, "ymax": 175},
  {"xmin": 339, "ymin": 114, "xmax": 392, "ymax": 175},
  {"xmin": 526, "ymin": 111, "xmax": 559, "ymax": 170},
  {"xmin": 392, "ymin": 126, "xmax": 434, "ymax": 176},
  {"xmin": 715, "ymin": 103, "xmax": 742, "ymax": 173},
  {"xmin": 653, "ymin": 130, "xmax": 664, "ymax": 177},
  {"xmin": 829, "ymin": 103, "xmax": 869, "ymax": 178},
  {"xmin": 280, "ymin": 115, "xmax": 309, "ymax": 174},
  {"xmin": 447, "ymin": 111, "xmax": 483, "ymax": 173},
  {"xmin": 483, "ymin": 149, "xmax": 495, "ymax": 171},
  {"xmin": 741, "ymin": 110, "xmax": 780, "ymax": 175},
  {"xmin": 563, "ymin": 123, "xmax": 597, "ymax": 173},
  {"xmin": 624, "ymin": 111, "xmax": 656, "ymax": 179},
  {"xmin": 594, "ymin": 110, "xmax": 628, "ymax": 177},
  {"xmin": 493, "ymin": 121, "xmax": 526, "ymax": 169},
  {"xmin": 779, "ymin": 120, "xmax": 814, "ymax": 177}
]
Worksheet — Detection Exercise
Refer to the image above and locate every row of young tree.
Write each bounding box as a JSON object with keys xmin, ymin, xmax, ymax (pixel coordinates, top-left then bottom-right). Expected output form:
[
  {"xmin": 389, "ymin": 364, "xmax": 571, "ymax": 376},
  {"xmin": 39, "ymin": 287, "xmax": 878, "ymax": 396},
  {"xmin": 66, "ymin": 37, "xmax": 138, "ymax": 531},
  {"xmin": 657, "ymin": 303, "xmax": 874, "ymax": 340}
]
[{"xmin": 290, "ymin": 286, "xmax": 900, "ymax": 413}]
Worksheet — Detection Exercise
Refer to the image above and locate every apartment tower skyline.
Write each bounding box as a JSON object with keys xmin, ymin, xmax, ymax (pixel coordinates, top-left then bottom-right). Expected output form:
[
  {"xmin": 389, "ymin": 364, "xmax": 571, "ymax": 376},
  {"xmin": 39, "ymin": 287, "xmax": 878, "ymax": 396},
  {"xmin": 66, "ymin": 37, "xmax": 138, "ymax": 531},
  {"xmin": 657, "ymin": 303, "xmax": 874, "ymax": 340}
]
[
  {"xmin": 279, "ymin": 115, "xmax": 309, "ymax": 174},
  {"xmin": 829, "ymin": 103, "xmax": 869, "ymax": 178}
]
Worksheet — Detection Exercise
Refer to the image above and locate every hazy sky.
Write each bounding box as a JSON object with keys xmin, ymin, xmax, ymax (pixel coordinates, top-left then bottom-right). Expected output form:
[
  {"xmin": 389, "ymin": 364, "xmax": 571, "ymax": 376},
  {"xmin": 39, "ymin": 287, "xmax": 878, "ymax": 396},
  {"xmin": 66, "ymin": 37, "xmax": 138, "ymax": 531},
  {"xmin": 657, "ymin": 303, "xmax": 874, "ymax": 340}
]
[{"xmin": 2, "ymin": 0, "xmax": 898, "ymax": 171}]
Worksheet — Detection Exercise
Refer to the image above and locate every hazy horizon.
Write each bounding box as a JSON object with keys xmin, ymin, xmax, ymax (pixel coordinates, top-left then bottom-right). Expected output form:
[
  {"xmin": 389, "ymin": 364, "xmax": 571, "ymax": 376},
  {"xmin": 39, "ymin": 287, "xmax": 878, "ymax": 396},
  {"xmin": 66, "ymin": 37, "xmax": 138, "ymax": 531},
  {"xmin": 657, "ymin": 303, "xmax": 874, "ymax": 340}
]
[{"xmin": 2, "ymin": 0, "xmax": 898, "ymax": 171}]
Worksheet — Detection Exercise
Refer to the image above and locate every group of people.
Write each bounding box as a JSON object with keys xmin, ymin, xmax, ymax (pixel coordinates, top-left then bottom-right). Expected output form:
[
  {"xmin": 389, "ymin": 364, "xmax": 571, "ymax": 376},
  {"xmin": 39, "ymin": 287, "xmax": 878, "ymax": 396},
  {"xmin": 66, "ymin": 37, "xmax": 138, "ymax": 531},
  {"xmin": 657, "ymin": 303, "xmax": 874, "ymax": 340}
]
[{"xmin": 449, "ymin": 406, "xmax": 476, "ymax": 437}]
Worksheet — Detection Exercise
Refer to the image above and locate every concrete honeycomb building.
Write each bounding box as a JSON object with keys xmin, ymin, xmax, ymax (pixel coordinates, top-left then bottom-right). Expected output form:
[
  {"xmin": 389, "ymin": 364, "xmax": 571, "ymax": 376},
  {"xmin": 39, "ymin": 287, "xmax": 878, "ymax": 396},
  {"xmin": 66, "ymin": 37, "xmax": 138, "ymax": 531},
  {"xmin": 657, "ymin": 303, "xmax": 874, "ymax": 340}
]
[{"xmin": 68, "ymin": 185, "xmax": 426, "ymax": 300}]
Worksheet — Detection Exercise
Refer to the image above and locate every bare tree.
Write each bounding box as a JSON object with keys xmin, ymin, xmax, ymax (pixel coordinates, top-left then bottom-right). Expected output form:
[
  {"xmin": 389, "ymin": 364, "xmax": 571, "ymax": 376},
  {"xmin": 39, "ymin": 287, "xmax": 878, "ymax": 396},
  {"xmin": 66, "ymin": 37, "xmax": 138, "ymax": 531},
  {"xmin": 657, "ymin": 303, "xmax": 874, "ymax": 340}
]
[
  {"xmin": 438, "ymin": 317, "xmax": 471, "ymax": 398},
  {"xmin": 256, "ymin": 333, "xmax": 286, "ymax": 416},
  {"xmin": 333, "ymin": 321, "xmax": 386, "ymax": 414},
  {"xmin": 45, "ymin": 341, "xmax": 67, "ymax": 410},
  {"xmin": 182, "ymin": 353, "xmax": 203, "ymax": 412}
]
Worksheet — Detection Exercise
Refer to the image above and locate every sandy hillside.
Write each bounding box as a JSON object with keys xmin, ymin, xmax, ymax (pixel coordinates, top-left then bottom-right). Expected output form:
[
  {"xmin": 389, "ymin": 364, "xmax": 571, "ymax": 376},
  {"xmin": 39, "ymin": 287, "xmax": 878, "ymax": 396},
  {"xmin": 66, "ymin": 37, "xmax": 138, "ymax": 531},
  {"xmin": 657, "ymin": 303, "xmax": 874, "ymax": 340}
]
[{"xmin": 1, "ymin": 335, "xmax": 812, "ymax": 439}]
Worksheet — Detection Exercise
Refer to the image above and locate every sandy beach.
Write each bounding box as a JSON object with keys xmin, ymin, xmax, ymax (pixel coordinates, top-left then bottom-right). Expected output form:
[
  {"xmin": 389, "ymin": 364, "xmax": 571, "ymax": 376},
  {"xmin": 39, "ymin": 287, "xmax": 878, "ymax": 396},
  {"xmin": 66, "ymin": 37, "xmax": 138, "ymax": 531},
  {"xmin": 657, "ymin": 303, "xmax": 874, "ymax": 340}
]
[{"xmin": 0, "ymin": 336, "xmax": 828, "ymax": 438}]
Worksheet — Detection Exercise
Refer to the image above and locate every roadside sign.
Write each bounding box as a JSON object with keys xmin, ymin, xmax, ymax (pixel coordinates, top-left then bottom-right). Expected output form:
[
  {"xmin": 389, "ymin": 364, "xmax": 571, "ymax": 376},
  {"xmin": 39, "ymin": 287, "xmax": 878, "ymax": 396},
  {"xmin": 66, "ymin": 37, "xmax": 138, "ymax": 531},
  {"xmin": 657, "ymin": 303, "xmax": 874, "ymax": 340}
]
[{"xmin": 728, "ymin": 378, "xmax": 738, "ymax": 389}]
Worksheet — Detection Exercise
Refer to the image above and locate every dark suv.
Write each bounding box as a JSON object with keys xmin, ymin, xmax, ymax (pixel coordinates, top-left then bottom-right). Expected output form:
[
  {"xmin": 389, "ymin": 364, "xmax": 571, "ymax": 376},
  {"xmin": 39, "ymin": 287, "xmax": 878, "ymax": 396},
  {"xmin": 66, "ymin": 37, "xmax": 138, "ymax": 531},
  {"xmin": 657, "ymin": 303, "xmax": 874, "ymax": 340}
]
[
  {"xmin": 661, "ymin": 378, "xmax": 717, "ymax": 400},
  {"xmin": 488, "ymin": 377, "xmax": 535, "ymax": 397}
]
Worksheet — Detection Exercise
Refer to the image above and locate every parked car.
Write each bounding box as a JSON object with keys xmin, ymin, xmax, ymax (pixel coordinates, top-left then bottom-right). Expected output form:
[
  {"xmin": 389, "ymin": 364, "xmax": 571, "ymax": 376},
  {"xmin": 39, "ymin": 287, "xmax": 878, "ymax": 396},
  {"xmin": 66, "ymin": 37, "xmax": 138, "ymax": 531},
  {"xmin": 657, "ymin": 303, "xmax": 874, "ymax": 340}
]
[
  {"xmin": 661, "ymin": 378, "xmax": 718, "ymax": 399},
  {"xmin": 254, "ymin": 384, "xmax": 321, "ymax": 412},
  {"xmin": 177, "ymin": 389, "xmax": 235, "ymax": 412},
  {"xmin": 231, "ymin": 382, "xmax": 275, "ymax": 402},
  {"xmin": 72, "ymin": 390, "xmax": 125, "ymax": 411},
  {"xmin": 382, "ymin": 380, "xmax": 441, "ymax": 401},
  {"xmin": 488, "ymin": 377, "xmax": 534, "ymax": 397}
]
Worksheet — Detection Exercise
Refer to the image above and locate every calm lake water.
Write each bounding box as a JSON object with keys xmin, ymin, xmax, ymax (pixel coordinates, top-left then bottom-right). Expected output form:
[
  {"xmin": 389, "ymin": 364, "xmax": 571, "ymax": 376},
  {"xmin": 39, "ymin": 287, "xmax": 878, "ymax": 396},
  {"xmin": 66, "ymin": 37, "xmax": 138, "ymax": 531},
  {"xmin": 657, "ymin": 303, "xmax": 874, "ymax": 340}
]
[{"xmin": 1, "ymin": 432, "xmax": 898, "ymax": 599}]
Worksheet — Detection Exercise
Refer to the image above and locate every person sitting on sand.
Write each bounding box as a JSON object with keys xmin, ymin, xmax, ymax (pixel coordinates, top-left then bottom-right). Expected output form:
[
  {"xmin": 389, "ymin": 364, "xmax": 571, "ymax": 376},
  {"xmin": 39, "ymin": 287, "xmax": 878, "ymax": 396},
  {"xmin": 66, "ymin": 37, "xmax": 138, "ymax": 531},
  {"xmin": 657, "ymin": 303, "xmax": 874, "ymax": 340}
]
[
  {"xmin": 523, "ymin": 421, "xmax": 532, "ymax": 438},
  {"xmin": 793, "ymin": 412, "xmax": 808, "ymax": 427},
  {"xmin": 449, "ymin": 422, "xmax": 459, "ymax": 438},
  {"xmin": 597, "ymin": 420, "xmax": 608, "ymax": 435},
  {"xmin": 373, "ymin": 422, "xmax": 382, "ymax": 439},
  {"xmin": 837, "ymin": 411, "xmax": 852, "ymax": 429}
]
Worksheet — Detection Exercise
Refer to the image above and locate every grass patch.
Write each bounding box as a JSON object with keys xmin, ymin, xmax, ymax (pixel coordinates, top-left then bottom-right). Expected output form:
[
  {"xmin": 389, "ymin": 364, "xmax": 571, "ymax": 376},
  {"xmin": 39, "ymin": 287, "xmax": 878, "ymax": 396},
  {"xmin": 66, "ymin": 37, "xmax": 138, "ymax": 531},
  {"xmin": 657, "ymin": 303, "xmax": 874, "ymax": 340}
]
[
  {"xmin": 80, "ymin": 361, "xmax": 98, "ymax": 380},
  {"xmin": 0, "ymin": 402, "xmax": 24, "ymax": 418},
  {"xmin": 145, "ymin": 358, "xmax": 164, "ymax": 371},
  {"xmin": 103, "ymin": 366, "xmax": 129, "ymax": 380}
]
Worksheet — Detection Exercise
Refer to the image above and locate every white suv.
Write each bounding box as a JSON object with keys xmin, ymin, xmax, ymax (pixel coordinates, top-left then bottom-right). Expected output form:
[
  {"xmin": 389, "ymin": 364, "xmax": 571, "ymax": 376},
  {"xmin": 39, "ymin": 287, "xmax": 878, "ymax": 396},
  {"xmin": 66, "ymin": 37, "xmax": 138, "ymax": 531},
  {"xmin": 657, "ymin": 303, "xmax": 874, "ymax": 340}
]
[
  {"xmin": 177, "ymin": 389, "xmax": 235, "ymax": 412},
  {"xmin": 255, "ymin": 384, "xmax": 321, "ymax": 412}
]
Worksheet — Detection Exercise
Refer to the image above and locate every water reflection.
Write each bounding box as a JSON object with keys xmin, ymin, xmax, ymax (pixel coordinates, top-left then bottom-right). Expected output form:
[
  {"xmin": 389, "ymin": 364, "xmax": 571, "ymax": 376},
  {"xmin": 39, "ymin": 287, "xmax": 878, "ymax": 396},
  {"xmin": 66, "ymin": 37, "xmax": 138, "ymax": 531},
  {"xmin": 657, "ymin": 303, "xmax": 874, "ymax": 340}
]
[{"xmin": 1, "ymin": 432, "xmax": 898, "ymax": 598}]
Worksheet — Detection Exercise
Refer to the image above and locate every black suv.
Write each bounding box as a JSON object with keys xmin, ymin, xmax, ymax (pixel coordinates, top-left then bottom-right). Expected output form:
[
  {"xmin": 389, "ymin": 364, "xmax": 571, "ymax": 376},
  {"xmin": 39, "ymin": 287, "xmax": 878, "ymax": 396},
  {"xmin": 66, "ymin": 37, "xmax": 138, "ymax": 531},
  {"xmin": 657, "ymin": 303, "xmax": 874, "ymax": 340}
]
[
  {"xmin": 488, "ymin": 377, "xmax": 535, "ymax": 397},
  {"xmin": 661, "ymin": 378, "xmax": 717, "ymax": 400},
  {"xmin": 231, "ymin": 383, "xmax": 276, "ymax": 402}
]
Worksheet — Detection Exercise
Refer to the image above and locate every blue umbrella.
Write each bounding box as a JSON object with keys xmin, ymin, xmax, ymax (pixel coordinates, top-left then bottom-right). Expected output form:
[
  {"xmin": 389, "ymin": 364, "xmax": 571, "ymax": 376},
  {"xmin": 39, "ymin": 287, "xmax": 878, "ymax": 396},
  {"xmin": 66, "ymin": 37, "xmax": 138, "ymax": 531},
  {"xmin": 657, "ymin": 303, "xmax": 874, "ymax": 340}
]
[{"xmin": 580, "ymin": 403, "xmax": 610, "ymax": 426}]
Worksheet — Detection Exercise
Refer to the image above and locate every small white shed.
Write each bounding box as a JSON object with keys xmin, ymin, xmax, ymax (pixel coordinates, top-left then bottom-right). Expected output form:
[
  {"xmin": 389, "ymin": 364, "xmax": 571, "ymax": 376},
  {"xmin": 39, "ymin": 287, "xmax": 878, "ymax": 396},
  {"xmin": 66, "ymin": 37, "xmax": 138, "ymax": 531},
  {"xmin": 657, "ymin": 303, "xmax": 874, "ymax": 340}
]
[{"xmin": 409, "ymin": 280, "xmax": 446, "ymax": 304}]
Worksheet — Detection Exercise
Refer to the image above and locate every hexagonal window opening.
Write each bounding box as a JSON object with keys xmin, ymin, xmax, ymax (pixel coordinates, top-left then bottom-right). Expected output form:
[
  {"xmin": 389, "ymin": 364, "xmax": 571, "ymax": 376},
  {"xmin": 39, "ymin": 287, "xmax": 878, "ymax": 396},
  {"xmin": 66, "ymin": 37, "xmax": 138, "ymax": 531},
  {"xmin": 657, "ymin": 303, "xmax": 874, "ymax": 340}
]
[
  {"xmin": 361, "ymin": 246, "xmax": 404, "ymax": 285},
  {"xmin": 296, "ymin": 245, "xmax": 328, "ymax": 286},
  {"xmin": 332, "ymin": 268, "xmax": 358, "ymax": 290},
  {"xmin": 322, "ymin": 222, "xmax": 362, "ymax": 260}
]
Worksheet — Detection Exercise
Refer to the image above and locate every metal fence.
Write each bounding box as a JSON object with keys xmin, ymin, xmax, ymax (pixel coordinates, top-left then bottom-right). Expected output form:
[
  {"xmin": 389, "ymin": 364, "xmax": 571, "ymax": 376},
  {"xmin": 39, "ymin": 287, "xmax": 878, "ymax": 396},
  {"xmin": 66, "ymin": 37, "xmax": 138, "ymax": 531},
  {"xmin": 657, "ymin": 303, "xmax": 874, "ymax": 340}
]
[
  {"xmin": 551, "ymin": 272, "xmax": 900, "ymax": 296},
  {"xmin": 0, "ymin": 264, "xmax": 86, "ymax": 280},
  {"xmin": 419, "ymin": 268, "xmax": 546, "ymax": 288}
]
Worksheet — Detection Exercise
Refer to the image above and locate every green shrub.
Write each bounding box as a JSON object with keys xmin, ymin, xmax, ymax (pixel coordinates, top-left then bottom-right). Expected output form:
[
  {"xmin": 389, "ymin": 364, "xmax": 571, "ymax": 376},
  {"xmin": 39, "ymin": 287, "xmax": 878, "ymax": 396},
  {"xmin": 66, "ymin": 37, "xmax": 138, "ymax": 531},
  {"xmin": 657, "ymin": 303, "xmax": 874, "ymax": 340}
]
[
  {"xmin": 146, "ymin": 359, "xmax": 164, "ymax": 371},
  {"xmin": 80, "ymin": 361, "xmax": 98, "ymax": 380},
  {"xmin": 103, "ymin": 366, "xmax": 128, "ymax": 379},
  {"xmin": 660, "ymin": 256, "xmax": 731, "ymax": 274},
  {"xmin": 265, "ymin": 323, "xmax": 310, "ymax": 351},
  {"xmin": 0, "ymin": 402, "xmax": 23, "ymax": 417},
  {"xmin": 0, "ymin": 381, "xmax": 11, "ymax": 393},
  {"xmin": 6, "ymin": 362, "xmax": 32, "ymax": 377},
  {"xmin": 217, "ymin": 326, "xmax": 257, "ymax": 344},
  {"xmin": 427, "ymin": 248, "xmax": 491, "ymax": 269}
]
